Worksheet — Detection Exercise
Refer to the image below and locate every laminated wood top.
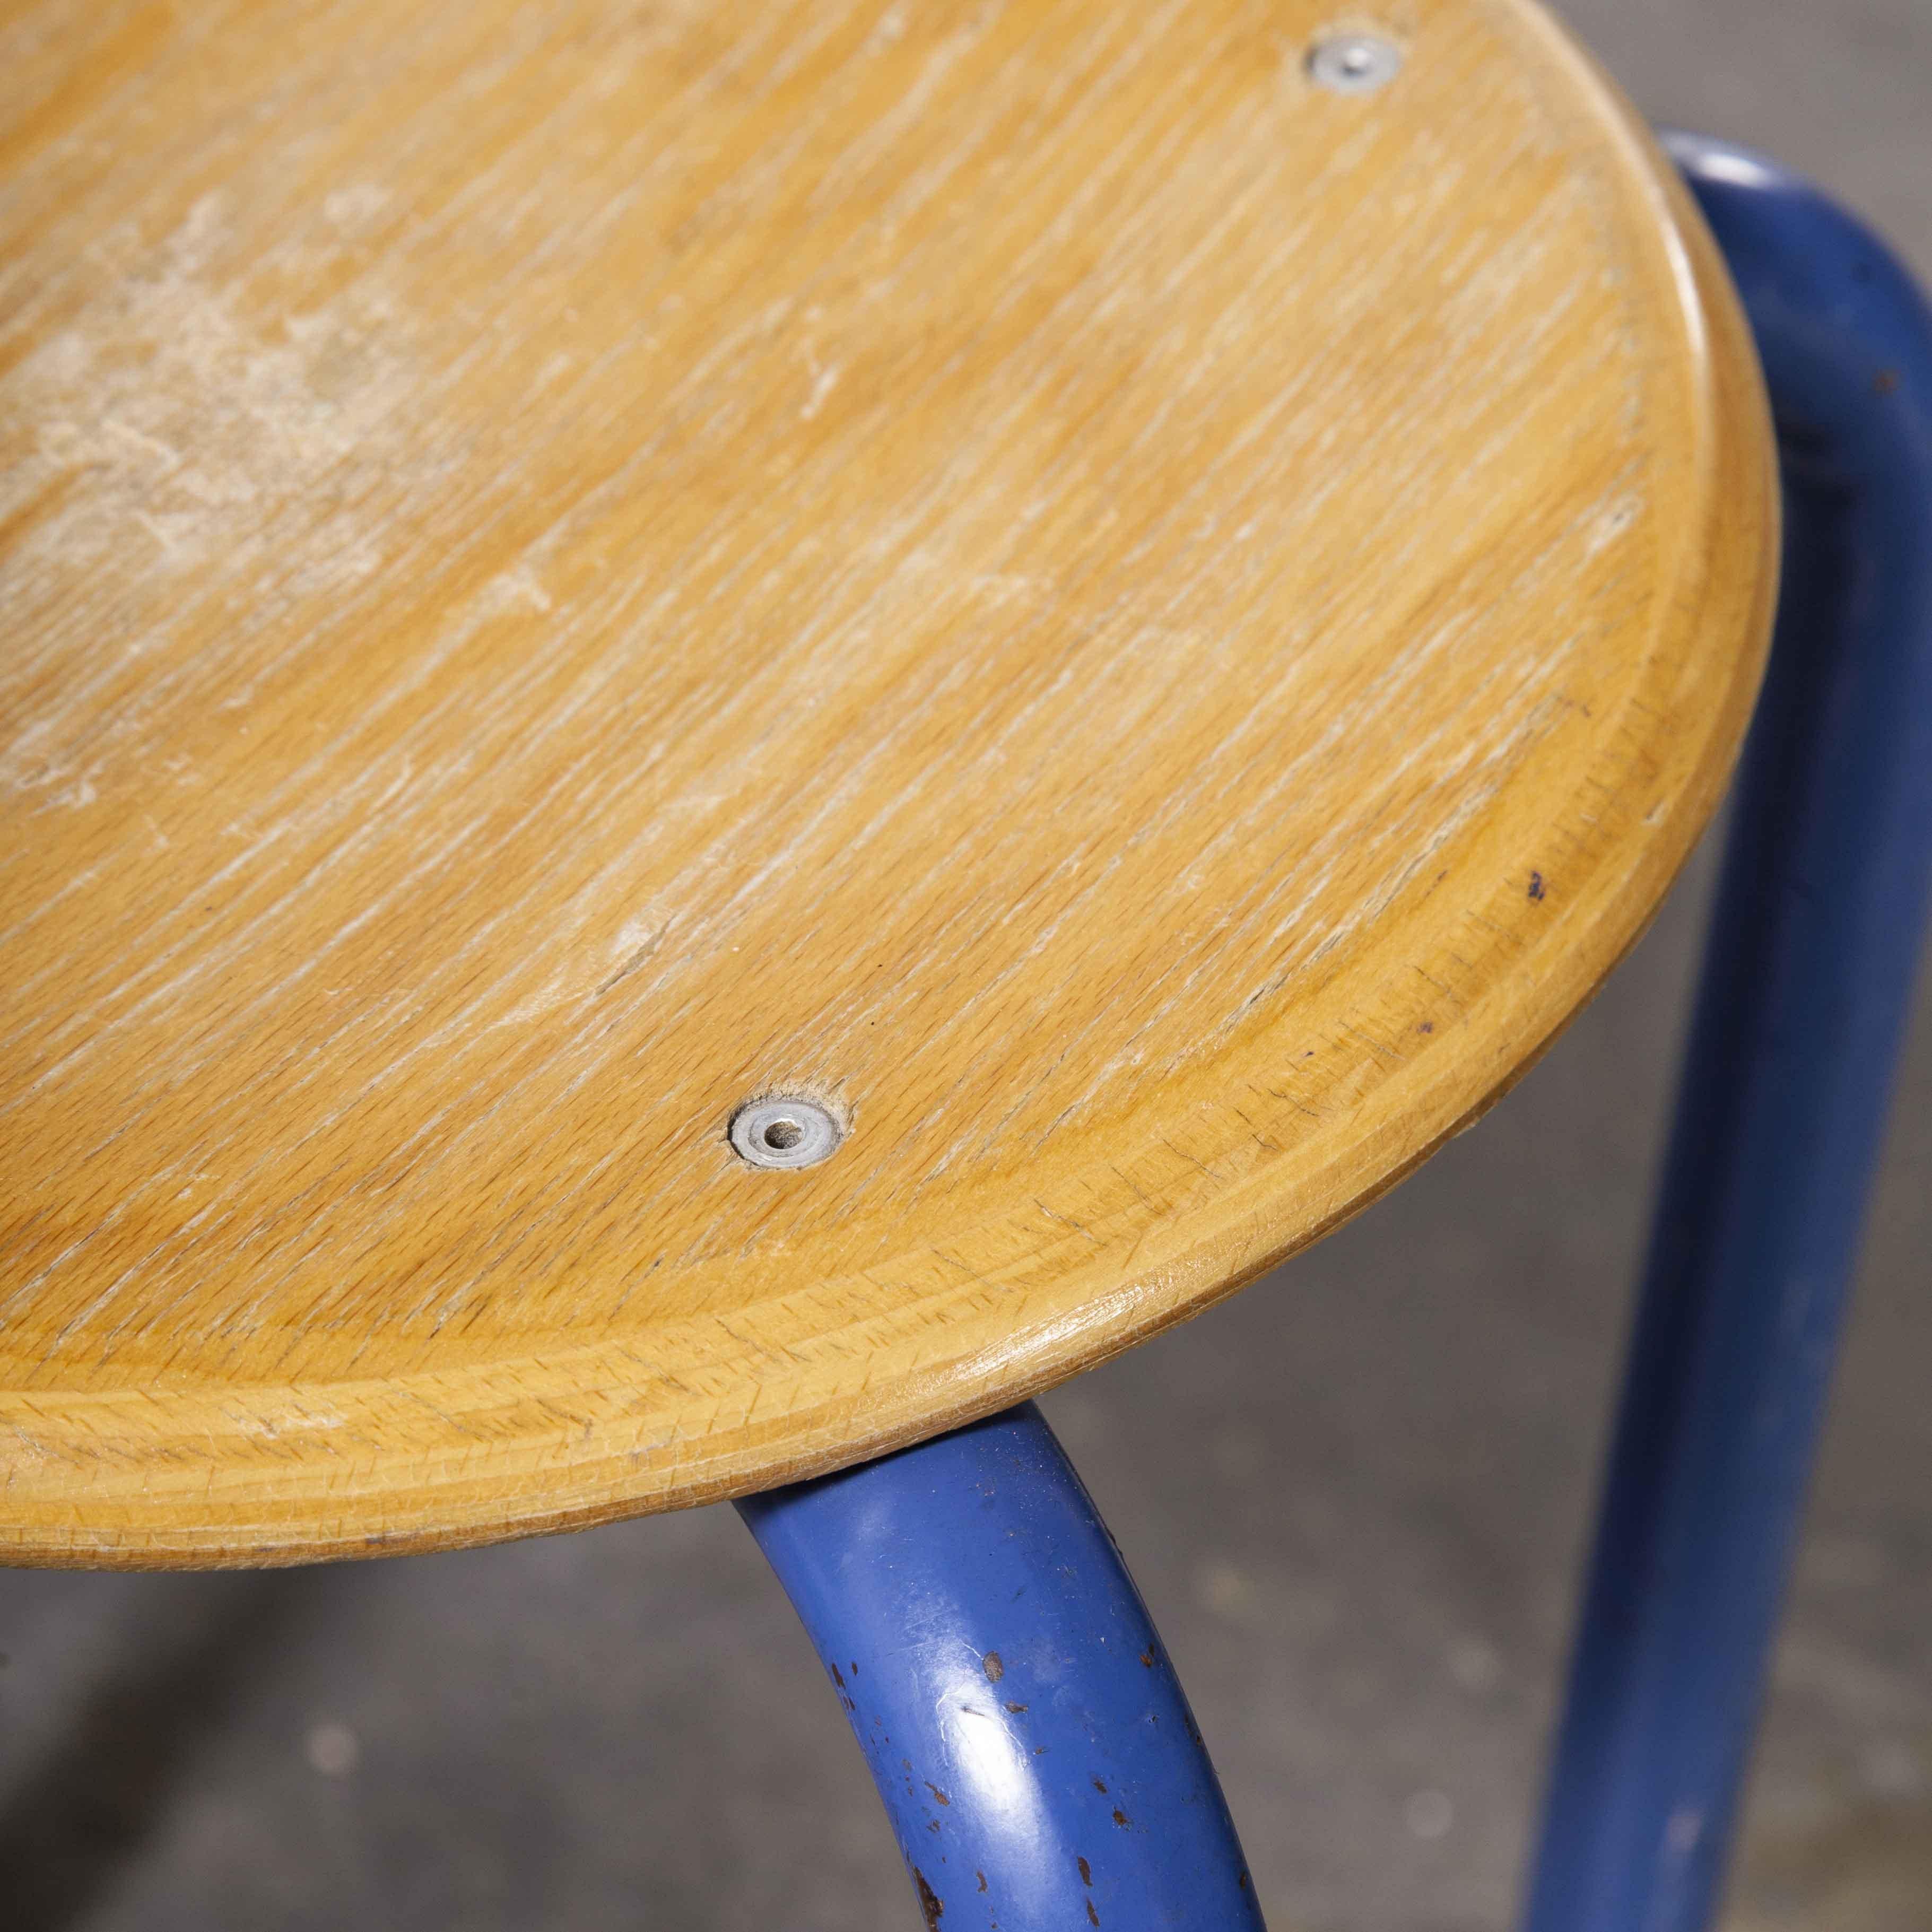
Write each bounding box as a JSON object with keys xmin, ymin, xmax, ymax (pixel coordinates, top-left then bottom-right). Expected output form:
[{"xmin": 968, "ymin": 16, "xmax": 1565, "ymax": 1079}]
[{"xmin": 0, "ymin": 0, "xmax": 1776, "ymax": 1565}]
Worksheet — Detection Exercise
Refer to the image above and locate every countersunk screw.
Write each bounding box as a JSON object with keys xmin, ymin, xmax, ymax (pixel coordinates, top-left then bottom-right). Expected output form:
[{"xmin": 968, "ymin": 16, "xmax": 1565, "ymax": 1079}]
[
  {"xmin": 1307, "ymin": 31, "xmax": 1404, "ymax": 95},
  {"xmin": 729, "ymin": 1095, "xmax": 844, "ymax": 1170}
]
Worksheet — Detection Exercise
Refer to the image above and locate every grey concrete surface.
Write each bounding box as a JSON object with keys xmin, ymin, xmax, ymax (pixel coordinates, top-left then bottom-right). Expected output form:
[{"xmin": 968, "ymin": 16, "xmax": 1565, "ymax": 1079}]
[{"xmin": 3, "ymin": 4, "xmax": 1929, "ymax": 1928}]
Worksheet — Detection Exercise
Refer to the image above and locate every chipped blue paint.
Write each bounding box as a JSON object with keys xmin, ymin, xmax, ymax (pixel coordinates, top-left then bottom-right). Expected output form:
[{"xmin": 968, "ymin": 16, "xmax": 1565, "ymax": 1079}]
[{"xmin": 739, "ymin": 1404, "xmax": 1265, "ymax": 1930}]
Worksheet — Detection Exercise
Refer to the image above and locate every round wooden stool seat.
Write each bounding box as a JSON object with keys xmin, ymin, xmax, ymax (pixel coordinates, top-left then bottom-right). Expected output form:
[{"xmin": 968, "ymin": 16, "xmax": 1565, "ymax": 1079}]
[{"xmin": 1, "ymin": 0, "xmax": 1775, "ymax": 1565}]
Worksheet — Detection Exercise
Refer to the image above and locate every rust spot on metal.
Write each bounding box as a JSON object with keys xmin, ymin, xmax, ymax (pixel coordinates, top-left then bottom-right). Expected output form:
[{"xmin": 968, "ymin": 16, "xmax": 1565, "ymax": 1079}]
[
  {"xmin": 1077, "ymin": 1857, "xmax": 1092, "ymax": 1886},
  {"xmin": 982, "ymin": 1651, "xmax": 1005, "ymax": 1683},
  {"xmin": 976, "ymin": 1872, "xmax": 988, "ymax": 1893},
  {"xmin": 1112, "ymin": 1808, "xmax": 1128, "ymax": 1827},
  {"xmin": 1138, "ymin": 1649, "xmax": 1155, "ymax": 1668},
  {"xmin": 926, "ymin": 1782, "xmax": 951, "ymax": 1806},
  {"xmin": 1086, "ymin": 1902, "xmax": 1100, "ymax": 1927},
  {"xmin": 1092, "ymin": 1778, "xmax": 1108, "ymax": 1794},
  {"xmin": 913, "ymin": 1868, "xmax": 944, "ymax": 1930},
  {"xmin": 1004, "ymin": 1702, "xmax": 1028, "ymax": 1713}
]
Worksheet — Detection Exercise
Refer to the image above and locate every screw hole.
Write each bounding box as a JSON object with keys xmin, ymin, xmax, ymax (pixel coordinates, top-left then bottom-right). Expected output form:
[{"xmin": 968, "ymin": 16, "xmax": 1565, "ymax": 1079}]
[{"xmin": 762, "ymin": 1119, "xmax": 804, "ymax": 1151}]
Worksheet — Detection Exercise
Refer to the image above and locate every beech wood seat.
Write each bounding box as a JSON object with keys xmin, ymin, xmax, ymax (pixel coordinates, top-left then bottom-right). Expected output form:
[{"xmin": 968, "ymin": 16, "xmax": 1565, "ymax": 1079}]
[{"xmin": 0, "ymin": 0, "xmax": 1775, "ymax": 1565}]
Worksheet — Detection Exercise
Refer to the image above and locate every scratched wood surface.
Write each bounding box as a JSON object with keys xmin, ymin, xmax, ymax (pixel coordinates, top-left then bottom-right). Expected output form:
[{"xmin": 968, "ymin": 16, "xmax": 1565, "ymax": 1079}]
[{"xmin": 0, "ymin": 0, "xmax": 1776, "ymax": 1566}]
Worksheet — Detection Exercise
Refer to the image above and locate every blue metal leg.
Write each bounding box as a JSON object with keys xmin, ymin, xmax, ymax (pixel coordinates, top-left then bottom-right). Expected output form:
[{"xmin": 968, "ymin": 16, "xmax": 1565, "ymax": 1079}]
[
  {"xmin": 738, "ymin": 1403, "xmax": 1265, "ymax": 1931},
  {"xmin": 1522, "ymin": 135, "xmax": 1932, "ymax": 1932}
]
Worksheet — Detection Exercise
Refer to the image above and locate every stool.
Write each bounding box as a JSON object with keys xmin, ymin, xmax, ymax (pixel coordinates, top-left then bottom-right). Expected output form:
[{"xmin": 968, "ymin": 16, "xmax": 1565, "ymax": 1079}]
[{"xmin": 3, "ymin": 5, "xmax": 1927, "ymax": 1928}]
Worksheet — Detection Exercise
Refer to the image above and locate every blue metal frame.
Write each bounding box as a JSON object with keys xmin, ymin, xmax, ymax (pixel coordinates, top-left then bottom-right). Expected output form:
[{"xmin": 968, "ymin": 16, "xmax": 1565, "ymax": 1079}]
[
  {"xmin": 1522, "ymin": 135, "xmax": 1932, "ymax": 1932},
  {"xmin": 737, "ymin": 134, "xmax": 1932, "ymax": 1932},
  {"xmin": 738, "ymin": 1404, "xmax": 1265, "ymax": 1931}
]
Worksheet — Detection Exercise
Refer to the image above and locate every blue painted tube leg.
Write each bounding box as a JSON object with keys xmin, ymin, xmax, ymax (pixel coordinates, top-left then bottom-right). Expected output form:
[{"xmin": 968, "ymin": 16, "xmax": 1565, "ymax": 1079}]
[
  {"xmin": 1522, "ymin": 135, "xmax": 1932, "ymax": 1932},
  {"xmin": 738, "ymin": 1403, "xmax": 1265, "ymax": 1932}
]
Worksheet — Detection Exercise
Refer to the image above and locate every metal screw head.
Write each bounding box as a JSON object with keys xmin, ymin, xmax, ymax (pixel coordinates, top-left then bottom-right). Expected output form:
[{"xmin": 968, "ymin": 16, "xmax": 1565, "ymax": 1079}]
[
  {"xmin": 729, "ymin": 1095, "xmax": 844, "ymax": 1170},
  {"xmin": 1307, "ymin": 31, "xmax": 1403, "ymax": 95}
]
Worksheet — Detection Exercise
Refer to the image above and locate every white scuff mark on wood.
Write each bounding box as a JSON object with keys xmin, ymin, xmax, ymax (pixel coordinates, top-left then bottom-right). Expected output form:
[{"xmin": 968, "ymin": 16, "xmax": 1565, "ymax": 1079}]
[
  {"xmin": 482, "ymin": 564, "xmax": 555, "ymax": 614},
  {"xmin": 799, "ymin": 361, "xmax": 840, "ymax": 420},
  {"xmin": 321, "ymin": 182, "xmax": 391, "ymax": 231}
]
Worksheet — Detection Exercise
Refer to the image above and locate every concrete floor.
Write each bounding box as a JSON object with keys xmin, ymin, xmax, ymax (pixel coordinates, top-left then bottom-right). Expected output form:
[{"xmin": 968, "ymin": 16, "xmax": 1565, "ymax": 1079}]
[{"xmin": 3, "ymin": 4, "xmax": 1929, "ymax": 1928}]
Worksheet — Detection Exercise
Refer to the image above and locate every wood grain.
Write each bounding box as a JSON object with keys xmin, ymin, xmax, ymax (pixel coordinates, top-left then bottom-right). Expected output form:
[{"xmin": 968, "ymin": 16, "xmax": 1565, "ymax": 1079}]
[{"xmin": 0, "ymin": 0, "xmax": 1777, "ymax": 1565}]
